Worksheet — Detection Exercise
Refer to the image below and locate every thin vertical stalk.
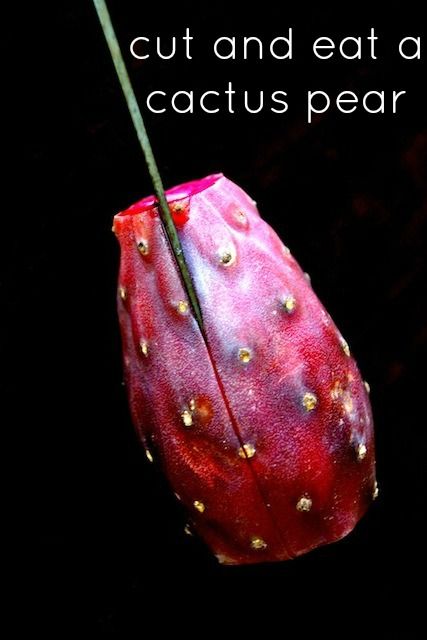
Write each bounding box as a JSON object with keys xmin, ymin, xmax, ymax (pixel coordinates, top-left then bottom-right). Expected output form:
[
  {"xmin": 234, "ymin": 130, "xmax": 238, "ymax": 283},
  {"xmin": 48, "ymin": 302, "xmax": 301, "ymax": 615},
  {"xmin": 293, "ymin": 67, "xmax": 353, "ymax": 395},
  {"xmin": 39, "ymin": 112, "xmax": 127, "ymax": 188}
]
[{"xmin": 92, "ymin": 0, "xmax": 203, "ymax": 331}]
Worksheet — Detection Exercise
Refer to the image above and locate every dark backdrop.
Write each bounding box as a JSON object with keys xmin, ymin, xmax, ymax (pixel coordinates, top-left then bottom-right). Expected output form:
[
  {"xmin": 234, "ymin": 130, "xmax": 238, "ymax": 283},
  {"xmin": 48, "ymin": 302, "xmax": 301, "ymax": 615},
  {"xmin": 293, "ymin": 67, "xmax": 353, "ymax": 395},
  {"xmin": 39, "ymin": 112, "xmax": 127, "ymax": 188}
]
[{"xmin": 6, "ymin": 0, "xmax": 426, "ymax": 633}]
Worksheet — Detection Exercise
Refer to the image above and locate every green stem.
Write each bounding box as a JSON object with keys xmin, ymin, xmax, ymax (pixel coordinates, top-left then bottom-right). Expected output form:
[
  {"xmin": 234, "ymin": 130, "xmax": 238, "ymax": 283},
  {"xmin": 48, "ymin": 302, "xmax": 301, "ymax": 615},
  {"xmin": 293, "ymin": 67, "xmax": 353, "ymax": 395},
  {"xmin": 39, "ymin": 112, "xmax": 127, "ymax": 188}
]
[{"xmin": 92, "ymin": 0, "xmax": 203, "ymax": 332}]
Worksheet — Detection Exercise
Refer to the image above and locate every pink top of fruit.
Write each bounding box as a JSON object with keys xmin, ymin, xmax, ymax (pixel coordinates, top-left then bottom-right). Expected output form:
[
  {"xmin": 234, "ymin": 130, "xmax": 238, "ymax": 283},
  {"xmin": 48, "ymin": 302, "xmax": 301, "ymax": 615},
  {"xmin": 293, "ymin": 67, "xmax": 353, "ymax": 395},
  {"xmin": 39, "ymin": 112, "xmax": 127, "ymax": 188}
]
[{"xmin": 118, "ymin": 173, "xmax": 223, "ymax": 217}]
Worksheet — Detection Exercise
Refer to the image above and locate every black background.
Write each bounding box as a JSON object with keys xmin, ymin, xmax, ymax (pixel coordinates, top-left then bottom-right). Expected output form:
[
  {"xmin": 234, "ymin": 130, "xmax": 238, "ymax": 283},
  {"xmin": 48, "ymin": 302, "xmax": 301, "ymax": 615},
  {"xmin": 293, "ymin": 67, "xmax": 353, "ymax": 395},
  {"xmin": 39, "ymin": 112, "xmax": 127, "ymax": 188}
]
[{"xmin": 6, "ymin": 0, "xmax": 426, "ymax": 633}]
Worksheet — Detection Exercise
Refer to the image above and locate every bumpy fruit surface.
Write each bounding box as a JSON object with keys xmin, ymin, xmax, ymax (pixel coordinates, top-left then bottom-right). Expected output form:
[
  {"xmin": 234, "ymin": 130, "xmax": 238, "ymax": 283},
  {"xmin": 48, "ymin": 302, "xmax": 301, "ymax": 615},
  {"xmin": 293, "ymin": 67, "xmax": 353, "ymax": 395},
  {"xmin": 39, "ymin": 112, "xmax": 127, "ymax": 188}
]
[{"xmin": 114, "ymin": 173, "xmax": 376, "ymax": 565}]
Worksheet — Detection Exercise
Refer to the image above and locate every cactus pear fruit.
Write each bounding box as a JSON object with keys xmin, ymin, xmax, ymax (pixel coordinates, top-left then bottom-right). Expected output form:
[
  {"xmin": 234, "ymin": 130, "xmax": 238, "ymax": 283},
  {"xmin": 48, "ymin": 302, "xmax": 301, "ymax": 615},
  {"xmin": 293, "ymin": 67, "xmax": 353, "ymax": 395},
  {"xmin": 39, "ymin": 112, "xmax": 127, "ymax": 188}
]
[{"xmin": 114, "ymin": 173, "xmax": 376, "ymax": 565}]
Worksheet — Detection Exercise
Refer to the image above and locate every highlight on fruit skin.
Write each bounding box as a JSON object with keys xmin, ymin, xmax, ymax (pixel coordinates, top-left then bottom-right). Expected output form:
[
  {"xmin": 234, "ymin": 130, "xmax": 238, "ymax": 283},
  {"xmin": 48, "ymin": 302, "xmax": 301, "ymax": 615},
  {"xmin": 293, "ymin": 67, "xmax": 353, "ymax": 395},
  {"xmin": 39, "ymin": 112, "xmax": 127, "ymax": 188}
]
[{"xmin": 114, "ymin": 173, "xmax": 376, "ymax": 565}]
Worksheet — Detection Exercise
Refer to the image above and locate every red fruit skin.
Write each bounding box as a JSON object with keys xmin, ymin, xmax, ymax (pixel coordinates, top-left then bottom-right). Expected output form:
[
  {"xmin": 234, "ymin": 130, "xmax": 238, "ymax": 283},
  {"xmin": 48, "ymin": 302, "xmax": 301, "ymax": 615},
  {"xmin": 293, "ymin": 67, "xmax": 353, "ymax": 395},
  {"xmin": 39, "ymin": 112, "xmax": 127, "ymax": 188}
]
[{"xmin": 114, "ymin": 173, "xmax": 376, "ymax": 565}]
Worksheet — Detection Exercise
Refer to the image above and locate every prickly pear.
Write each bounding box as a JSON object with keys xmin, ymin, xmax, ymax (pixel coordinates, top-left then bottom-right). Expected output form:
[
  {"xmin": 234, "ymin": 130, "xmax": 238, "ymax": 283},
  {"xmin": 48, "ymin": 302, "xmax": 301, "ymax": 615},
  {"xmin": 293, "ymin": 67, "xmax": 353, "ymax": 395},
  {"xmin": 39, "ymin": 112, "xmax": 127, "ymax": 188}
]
[{"xmin": 114, "ymin": 173, "xmax": 376, "ymax": 565}]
